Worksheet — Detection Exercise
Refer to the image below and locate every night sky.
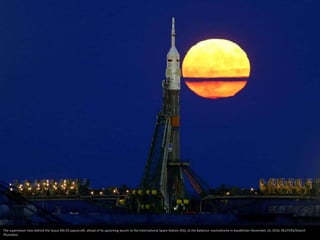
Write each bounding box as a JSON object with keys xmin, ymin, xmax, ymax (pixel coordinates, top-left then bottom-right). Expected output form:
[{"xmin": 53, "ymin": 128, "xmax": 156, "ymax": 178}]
[{"xmin": 1, "ymin": 0, "xmax": 320, "ymax": 191}]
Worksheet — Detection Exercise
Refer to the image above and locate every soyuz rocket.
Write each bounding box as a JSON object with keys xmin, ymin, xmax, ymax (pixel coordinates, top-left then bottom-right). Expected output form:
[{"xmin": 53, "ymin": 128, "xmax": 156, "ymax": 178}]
[
  {"xmin": 140, "ymin": 17, "xmax": 186, "ymax": 213},
  {"xmin": 160, "ymin": 17, "xmax": 186, "ymax": 209}
]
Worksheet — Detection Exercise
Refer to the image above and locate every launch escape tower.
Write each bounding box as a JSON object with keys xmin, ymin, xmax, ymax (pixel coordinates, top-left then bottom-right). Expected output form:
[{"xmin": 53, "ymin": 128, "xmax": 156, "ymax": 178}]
[{"xmin": 136, "ymin": 18, "xmax": 189, "ymax": 213}]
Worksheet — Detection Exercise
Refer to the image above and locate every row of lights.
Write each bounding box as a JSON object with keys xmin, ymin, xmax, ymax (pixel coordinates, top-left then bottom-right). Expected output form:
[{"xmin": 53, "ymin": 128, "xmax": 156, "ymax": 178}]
[
  {"xmin": 9, "ymin": 179, "xmax": 82, "ymax": 195},
  {"xmin": 259, "ymin": 178, "xmax": 320, "ymax": 194},
  {"xmin": 9, "ymin": 179, "xmax": 131, "ymax": 197}
]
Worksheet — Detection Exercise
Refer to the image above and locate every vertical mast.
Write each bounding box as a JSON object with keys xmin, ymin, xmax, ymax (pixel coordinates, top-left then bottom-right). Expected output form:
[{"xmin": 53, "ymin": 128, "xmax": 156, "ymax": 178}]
[{"xmin": 171, "ymin": 17, "xmax": 176, "ymax": 47}]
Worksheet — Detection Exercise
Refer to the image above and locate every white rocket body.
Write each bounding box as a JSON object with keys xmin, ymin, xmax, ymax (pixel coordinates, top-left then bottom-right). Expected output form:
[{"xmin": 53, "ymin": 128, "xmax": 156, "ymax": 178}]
[{"xmin": 165, "ymin": 17, "xmax": 181, "ymax": 90}]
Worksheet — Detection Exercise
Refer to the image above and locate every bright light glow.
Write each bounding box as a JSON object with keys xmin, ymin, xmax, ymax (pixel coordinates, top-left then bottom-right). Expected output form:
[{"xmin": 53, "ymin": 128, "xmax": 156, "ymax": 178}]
[{"xmin": 182, "ymin": 38, "xmax": 251, "ymax": 99}]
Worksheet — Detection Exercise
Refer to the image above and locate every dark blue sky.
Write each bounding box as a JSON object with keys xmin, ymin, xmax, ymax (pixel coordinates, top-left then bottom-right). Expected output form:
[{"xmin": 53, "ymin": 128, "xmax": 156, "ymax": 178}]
[{"xmin": 1, "ymin": 0, "xmax": 319, "ymax": 190}]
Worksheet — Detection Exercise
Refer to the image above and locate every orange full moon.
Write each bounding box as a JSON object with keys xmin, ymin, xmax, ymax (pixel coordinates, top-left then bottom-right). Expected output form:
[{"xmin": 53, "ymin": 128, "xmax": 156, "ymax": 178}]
[{"xmin": 182, "ymin": 39, "xmax": 250, "ymax": 99}]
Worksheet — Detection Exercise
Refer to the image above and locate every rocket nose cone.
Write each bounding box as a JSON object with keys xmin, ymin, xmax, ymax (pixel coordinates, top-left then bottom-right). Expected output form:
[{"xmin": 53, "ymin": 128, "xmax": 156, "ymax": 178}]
[{"xmin": 167, "ymin": 47, "xmax": 180, "ymax": 58}]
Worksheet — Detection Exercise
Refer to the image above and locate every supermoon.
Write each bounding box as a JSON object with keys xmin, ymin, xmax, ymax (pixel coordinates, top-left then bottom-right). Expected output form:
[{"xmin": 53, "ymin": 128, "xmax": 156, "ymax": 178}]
[{"xmin": 182, "ymin": 39, "xmax": 250, "ymax": 99}]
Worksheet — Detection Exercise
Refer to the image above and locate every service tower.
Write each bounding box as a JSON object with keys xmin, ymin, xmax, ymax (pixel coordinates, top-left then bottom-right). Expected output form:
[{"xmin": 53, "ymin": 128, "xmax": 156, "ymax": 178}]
[{"xmin": 139, "ymin": 17, "xmax": 188, "ymax": 213}]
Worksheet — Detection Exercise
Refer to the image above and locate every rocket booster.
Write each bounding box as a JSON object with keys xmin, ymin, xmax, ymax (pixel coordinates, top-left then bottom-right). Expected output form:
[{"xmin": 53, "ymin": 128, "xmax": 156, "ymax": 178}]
[{"xmin": 165, "ymin": 17, "xmax": 181, "ymax": 90}]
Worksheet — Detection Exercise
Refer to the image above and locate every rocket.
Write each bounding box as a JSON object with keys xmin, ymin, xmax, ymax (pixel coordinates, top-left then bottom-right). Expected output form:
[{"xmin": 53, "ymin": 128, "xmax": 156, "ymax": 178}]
[
  {"xmin": 161, "ymin": 17, "xmax": 185, "ymax": 207},
  {"xmin": 140, "ymin": 17, "xmax": 185, "ymax": 213}
]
